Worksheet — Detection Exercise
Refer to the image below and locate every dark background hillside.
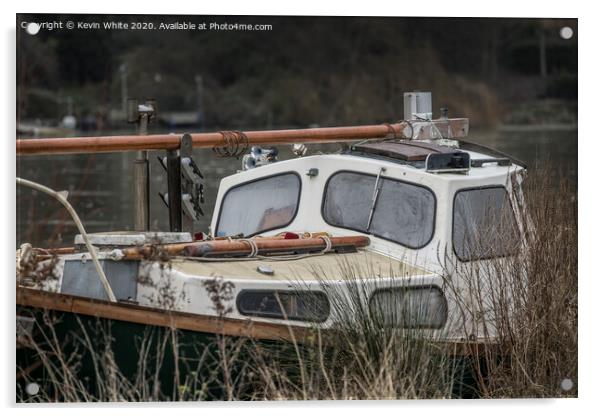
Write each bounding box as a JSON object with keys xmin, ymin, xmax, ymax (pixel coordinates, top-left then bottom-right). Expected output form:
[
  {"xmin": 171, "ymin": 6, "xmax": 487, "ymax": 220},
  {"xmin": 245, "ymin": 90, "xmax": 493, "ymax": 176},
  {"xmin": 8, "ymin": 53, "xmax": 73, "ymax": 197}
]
[{"xmin": 17, "ymin": 15, "xmax": 577, "ymax": 130}]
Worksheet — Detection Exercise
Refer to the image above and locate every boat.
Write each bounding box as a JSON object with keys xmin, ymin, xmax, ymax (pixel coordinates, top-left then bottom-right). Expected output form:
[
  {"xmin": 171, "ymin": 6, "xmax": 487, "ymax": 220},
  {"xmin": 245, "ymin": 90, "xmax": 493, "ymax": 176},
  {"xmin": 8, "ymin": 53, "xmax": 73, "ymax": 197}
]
[{"xmin": 16, "ymin": 92, "xmax": 528, "ymax": 396}]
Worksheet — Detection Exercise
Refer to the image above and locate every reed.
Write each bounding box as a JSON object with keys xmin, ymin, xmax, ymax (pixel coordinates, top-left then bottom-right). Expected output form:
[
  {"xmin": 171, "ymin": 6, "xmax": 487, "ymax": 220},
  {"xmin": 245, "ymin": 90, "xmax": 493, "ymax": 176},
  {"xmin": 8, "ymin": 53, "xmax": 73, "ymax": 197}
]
[{"xmin": 442, "ymin": 166, "xmax": 578, "ymax": 398}]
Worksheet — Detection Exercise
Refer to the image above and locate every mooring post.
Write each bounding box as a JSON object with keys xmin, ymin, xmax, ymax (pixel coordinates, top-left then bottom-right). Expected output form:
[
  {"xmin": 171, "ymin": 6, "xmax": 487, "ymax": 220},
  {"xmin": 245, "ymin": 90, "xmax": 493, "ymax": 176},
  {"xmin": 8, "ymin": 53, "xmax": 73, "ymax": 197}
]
[{"xmin": 128, "ymin": 98, "xmax": 156, "ymax": 231}]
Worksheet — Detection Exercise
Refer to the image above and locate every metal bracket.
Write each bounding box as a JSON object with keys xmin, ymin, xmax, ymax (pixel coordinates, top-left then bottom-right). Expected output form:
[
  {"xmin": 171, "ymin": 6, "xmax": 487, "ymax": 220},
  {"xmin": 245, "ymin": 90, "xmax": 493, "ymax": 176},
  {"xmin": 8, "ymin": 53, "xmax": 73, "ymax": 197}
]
[{"xmin": 159, "ymin": 134, "xmax": 204, "ymax": 233}]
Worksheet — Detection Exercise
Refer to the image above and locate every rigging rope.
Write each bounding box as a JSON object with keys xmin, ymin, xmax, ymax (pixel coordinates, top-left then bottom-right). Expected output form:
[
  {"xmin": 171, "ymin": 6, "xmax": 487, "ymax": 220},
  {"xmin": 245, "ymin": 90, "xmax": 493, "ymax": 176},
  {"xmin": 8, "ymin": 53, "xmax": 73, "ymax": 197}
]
[
  {"xmin": 212, "ymin": 130, "xmax": 249, "ymax": 158},
  {"xmin": 16, "ymin": 177, "xmax": 117, "ymax": 302},
  {"xmin": 241, "ymin": 238, "xmax": 259, "ymax": 257},
  {"xmin": 318, "ymin": 235, "xmax": 333, "ymax": 253}
]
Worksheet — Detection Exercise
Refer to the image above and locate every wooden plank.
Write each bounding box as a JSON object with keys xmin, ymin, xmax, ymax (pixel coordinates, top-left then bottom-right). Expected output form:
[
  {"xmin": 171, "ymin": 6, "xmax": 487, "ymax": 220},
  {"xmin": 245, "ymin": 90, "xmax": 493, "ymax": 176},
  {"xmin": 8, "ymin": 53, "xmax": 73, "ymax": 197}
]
[{"xmin": 16, "ymin": 287, "xmax": 310, "ymax": 343}]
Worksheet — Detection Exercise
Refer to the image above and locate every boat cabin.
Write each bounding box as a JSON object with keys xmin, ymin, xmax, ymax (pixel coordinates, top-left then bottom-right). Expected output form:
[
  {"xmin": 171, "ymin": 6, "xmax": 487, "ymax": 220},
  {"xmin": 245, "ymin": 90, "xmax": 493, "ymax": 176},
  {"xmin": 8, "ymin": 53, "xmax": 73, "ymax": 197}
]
[{"xmin": 211, "ymin": 139, "xmax": 526, "ymax": 273}]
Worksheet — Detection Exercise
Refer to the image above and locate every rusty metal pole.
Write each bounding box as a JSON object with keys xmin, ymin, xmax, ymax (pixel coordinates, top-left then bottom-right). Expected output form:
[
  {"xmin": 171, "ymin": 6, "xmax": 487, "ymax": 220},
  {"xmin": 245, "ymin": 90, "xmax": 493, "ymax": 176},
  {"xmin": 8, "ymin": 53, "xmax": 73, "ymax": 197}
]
[
  {"xmin": 16, "ymin": 119, "xmax": 470, "ymax": 156},
  {"xmin": 129, "ymin": 99, "xmax": 156, "ymax": 232},
  {"xmin": 165, "ymin": 146, "xmax": 182, "ymax": 232},
  {"xmin": 133, "ymin": 113, "xmax": 150, "ymax": 231}
]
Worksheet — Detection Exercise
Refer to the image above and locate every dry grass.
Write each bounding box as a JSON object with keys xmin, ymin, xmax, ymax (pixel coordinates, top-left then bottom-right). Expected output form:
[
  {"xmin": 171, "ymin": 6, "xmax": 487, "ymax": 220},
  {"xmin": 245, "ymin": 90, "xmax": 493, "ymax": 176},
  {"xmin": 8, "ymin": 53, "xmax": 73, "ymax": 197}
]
[{"xmin": 440, "ymin": 166, "xmax": 577, "ymax": 398}]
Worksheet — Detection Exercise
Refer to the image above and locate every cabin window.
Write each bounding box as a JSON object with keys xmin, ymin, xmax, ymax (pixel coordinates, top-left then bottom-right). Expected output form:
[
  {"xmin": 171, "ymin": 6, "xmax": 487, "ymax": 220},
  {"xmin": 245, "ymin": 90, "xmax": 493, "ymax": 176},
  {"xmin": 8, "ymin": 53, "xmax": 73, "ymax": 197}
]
[
  {"xmin": 453, "ymin": 186, "xmax": 520, "ymax": 261},
  {"xmin": 236, "ymin": 290, "xmax": 330, "ymax": 322},
  {"xmin": 322, "ymin": 171, "xmax": 436, "ymax": 249},
  {"xmin": 369, "ymin": 286, "xmax": 447, "ymax": 329},
  {"xmin": 216, "ymin": 173, "xmax": 301, "ymax": 237}
]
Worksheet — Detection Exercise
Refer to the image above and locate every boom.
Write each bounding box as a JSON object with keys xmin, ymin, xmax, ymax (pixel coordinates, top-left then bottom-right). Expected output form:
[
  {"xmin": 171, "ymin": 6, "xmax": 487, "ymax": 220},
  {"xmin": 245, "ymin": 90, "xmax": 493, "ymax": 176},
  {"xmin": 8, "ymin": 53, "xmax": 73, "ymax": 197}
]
[{"xmin": 16, "ymin": 119, "xmax": 468, "ymax": 156}]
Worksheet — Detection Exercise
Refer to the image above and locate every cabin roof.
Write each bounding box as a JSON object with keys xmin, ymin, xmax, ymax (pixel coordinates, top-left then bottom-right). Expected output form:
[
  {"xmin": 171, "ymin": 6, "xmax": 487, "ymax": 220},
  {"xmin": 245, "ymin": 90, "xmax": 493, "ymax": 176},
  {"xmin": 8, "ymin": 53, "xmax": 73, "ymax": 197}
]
[{"xmin": 336, "ymin": 139, "xmax": 524, "ymax": 178}]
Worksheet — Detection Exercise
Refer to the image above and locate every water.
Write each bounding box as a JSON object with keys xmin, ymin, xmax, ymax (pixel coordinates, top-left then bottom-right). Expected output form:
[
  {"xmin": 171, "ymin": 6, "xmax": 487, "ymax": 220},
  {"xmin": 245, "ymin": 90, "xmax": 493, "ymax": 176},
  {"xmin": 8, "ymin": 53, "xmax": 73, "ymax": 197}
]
[
  {"xmin": 16, "ymin": 127, "xmax": 577, "ymax": 248},
  {"xmin": 471, "ymin": 127, "xmax": 577, "ymax": 184}
]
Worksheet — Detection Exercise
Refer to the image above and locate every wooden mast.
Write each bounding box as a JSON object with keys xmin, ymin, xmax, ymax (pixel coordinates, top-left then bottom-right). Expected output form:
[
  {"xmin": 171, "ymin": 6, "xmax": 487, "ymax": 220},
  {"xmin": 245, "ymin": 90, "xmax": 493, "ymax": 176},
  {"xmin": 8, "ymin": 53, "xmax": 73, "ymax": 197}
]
[{"xmin": 16, "ymin": 119, "xmax": 469, "ymax": 156}]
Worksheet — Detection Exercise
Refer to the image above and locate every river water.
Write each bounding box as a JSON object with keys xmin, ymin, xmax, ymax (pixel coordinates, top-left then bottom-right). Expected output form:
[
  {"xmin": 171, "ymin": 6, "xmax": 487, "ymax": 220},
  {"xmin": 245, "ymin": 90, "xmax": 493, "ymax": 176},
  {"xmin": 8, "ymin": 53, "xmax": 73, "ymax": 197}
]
[{"xmin": 16, "ymin": 127, "xmax": 577, "ymax": 248}]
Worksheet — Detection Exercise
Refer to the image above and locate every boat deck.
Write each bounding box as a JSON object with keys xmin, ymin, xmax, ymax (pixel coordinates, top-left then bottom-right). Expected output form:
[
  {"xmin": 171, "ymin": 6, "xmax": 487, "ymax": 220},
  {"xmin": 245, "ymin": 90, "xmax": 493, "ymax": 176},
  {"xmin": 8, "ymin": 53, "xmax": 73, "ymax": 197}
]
[{"xmin": 170, "ymin": 248, "xmax": 430, "ymax": 281}]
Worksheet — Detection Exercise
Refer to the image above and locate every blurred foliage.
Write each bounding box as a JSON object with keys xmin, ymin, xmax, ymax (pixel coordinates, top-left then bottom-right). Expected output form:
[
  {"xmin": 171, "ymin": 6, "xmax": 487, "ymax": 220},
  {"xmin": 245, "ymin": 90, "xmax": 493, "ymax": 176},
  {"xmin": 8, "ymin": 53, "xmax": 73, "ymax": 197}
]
[{"xmin": 17, "ymin": 15, "xmax": 577, "ymax": 128}]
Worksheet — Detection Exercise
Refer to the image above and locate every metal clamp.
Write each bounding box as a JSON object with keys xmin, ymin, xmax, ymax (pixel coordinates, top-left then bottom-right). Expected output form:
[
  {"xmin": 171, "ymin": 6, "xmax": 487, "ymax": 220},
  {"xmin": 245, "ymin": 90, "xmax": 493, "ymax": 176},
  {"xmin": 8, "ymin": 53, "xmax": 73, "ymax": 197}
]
[{"xmin": 158, "ymin": 134, "xmax": 204, "ymax": 233}]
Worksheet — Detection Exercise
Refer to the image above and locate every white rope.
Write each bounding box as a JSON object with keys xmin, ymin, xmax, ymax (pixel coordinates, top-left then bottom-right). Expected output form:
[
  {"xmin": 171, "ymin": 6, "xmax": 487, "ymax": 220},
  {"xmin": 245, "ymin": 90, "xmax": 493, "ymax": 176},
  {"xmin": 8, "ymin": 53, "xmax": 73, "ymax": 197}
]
[
  {"xmin": 319, "ymin": 235, "xmax": 333, "ymax": 253},
  {"xmin": 16, "ymin": 177, "xmax": 117, "ymax": 302},
  {"xmin": 241, "ymin": 238, "xmax": 259, "ymax": 257}
]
